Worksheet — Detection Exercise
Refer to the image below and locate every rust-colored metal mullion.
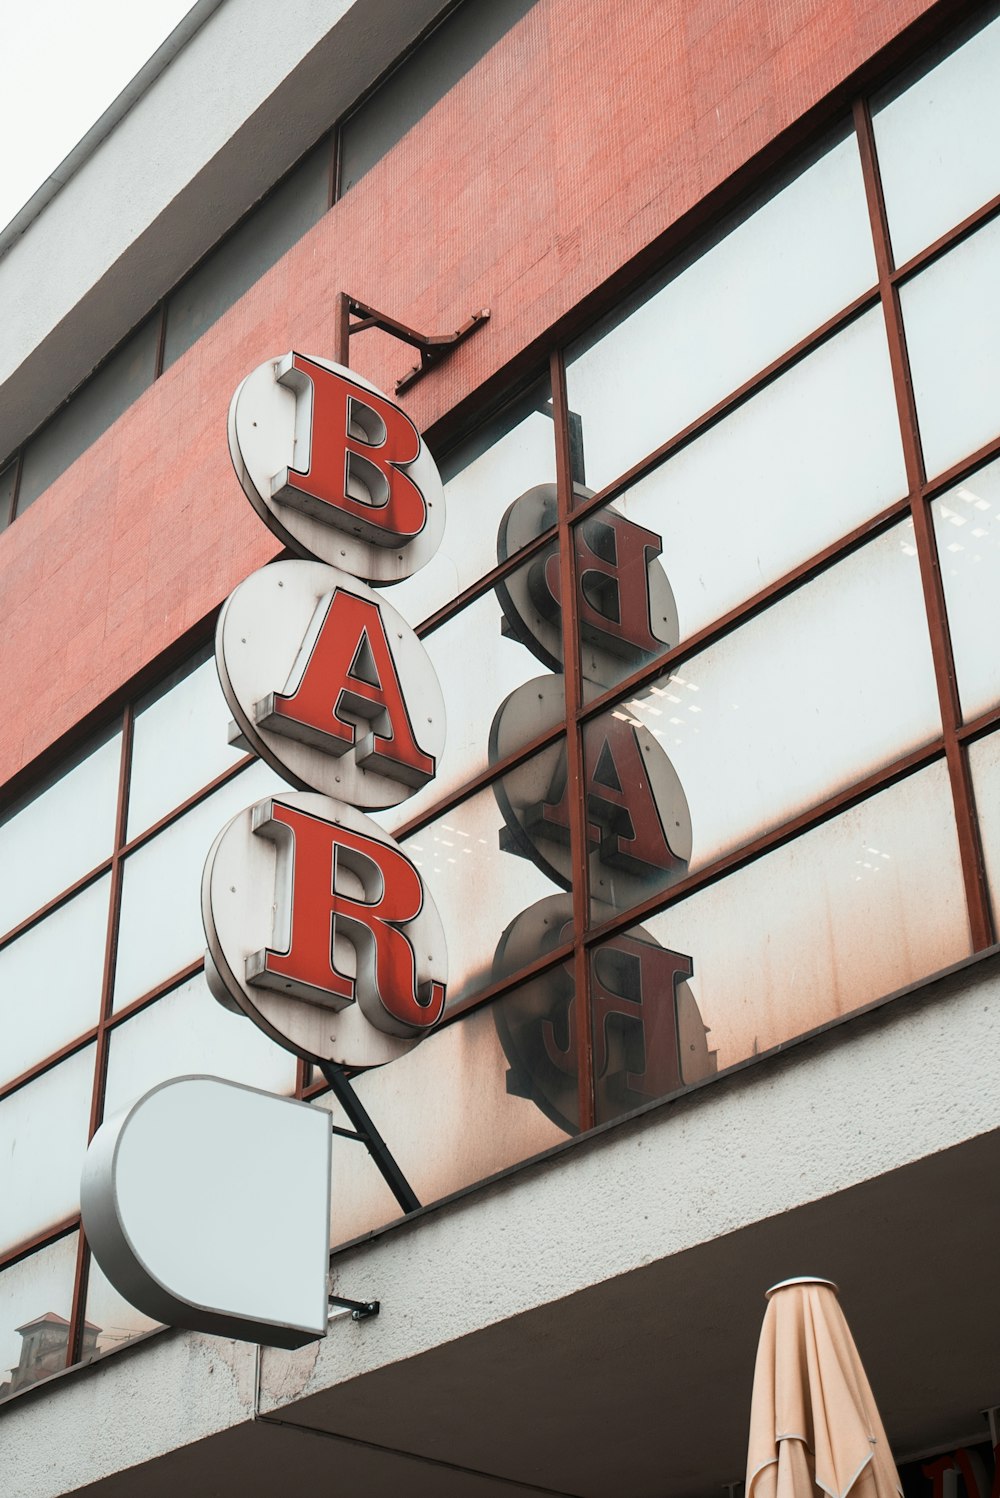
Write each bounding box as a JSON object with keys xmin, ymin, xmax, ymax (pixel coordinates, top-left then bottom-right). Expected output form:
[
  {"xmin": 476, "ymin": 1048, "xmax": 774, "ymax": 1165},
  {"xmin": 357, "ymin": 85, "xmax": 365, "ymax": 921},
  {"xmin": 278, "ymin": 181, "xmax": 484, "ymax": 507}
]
[
  {"xmin": 584, "ymin": 736, "xmax": 946, "ymax": 953},
  {"xmin": 921, "ymin": 429, "xmax": 1000, "ymax": 504},
  {"xmin": 441, "ymin": 938, "xmax": 577, "ymax": 1027},
  {"xmin": 414, "ymin": 525, "xmax": 558, "ymax": 639},
  {"xmin": 0, "ymin": 858, "xmax": 114, "ymax": 953},
  {"xmin": 574, "ymin": 494, "xmax": 910, "ymax": 732},
  {"xmin": 855, "ymin": 98, "xmax": 992, "ymax": 951},
  {"xmin": 70, "ymin": 703, "xmax": 134, "ymax": 1366},
  {"xmin": 890, "ymin": 187, "xmax": 1000, "ymax": 289},
  {"xmin": 565, "ymin": 285, "xmax": 880, "ymax": 530},
  {"xmin": 551, "ymin": 348, "xmax": 595, "ymax": 1132},
  {"xmin": 334, "ymin": 292, "xmax": 351, "ymax": 368},
  {"xmin": 0, "ymin": 1216, "xmax": 81, "ymax": 1275},
  {"xmin": 392, "ymin": 722, "xmax": 565, "ymax": 842},
  {"xmin": 956, "ymin": 702, "xmax": 1000, "ymax": 746},
  {"xmin": 0, "ymin": 1027, "xmax": 100, "ymax": 1105},
  {"xmin": 103, "ymin": 958, "xmax": 206, "ymax": 1031},
  {"xmin": 118, "ymin": 753, "xmax": 254, "ymax": 859}
]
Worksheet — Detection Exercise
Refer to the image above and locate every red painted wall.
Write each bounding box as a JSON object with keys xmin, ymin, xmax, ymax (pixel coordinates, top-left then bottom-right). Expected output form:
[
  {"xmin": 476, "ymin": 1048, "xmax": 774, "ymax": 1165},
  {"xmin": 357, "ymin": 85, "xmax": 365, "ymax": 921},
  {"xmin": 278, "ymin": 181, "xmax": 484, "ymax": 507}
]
[{"xmin": 0, "ymin": 0, "xmax": 937, "ymax": 789}]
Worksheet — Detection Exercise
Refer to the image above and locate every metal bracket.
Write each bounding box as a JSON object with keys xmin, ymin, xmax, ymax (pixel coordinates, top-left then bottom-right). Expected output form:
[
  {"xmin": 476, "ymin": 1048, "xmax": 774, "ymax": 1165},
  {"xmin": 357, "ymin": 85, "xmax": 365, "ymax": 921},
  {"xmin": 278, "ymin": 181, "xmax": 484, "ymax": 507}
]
[
  {"xmin": 336, "ymin": 293, "xmax": 490, "ymax": 392},
  {"xmin": 316, "ymin": 1059, "xmax": 421, "ymax": 1215},
  {"xmin": 328, "ymin": 1295, "xmax": 380, "ymax": 1322}
]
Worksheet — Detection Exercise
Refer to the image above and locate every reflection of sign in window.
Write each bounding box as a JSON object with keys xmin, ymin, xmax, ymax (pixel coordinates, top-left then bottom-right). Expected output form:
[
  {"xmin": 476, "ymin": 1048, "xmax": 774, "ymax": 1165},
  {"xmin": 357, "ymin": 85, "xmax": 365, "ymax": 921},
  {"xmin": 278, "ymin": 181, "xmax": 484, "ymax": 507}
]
[
  {"xmin": 488, "ymin": 484, "xmax": 708, "ymax": 1129},
  {"xmin": 492, "ymin": 895, "xmax": 716, "ymax": 1134},
  {"xmin": 495, "ymin": 484, "xmax": 678, "ymax": 687}
]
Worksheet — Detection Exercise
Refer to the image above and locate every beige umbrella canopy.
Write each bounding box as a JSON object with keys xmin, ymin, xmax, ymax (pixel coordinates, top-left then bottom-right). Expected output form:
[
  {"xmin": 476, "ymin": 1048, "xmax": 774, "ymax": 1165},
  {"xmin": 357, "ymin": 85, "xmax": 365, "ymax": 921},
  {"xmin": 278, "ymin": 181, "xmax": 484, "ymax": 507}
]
[{"xmin": 746, "ymin": 1278, "xmax": 904, "ymax": 1498}]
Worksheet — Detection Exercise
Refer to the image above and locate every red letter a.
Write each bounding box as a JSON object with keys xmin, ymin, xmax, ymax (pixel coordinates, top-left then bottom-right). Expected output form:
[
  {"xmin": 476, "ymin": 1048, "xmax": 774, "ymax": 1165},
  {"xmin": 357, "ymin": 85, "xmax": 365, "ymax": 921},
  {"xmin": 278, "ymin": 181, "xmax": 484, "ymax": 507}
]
[{"xmin": 256, "ymin": 587, "xmax": 436, "ymax": 790}]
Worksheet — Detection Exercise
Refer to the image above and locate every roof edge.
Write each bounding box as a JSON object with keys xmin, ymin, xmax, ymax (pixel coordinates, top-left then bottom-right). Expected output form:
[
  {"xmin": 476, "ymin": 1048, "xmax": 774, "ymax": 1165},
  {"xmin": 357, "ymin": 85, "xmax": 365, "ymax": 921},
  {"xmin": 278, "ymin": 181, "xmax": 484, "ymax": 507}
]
[{"xmin": 0, "ymin": 0, "xmax": 227, "ymax": 262}]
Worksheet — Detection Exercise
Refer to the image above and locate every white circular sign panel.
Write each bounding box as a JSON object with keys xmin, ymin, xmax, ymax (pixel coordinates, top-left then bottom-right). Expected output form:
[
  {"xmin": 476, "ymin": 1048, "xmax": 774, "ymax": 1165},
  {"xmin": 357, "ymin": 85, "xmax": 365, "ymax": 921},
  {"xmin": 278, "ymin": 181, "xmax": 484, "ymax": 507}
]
[
  {"xmin": 203, "ymin": 792, "xmax": 448, "ymax": 1068},
  {"xmin": 228, "ymin": 353, "xmax": 445, "ymax": 582},
  {"xmin": 217, "ymin": 560, "xmax": 446, "ymax": 807}
]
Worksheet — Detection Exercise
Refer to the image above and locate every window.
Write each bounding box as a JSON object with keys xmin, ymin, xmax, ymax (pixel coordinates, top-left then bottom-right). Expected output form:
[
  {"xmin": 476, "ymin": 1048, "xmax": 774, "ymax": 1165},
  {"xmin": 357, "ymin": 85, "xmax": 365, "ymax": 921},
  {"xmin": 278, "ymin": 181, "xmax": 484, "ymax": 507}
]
[{"xmin": 6, "ymin": 2, "xmax": 1000, "ymax": 1394}]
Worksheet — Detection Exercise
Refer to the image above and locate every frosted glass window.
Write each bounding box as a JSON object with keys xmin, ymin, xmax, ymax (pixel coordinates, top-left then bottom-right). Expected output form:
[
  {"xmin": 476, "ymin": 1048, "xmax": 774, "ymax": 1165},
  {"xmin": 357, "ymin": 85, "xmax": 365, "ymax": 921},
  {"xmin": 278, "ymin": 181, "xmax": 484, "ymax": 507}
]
[
  {"xmin": 84, "ymin": 1253, "xmax": 160, "ymax": 1360},
  {"xmin": 0, "ymin": 1234, "xmax": 79, "ymax": 1400},
  {"xmin": 902, "ymin": 217, "xmax": 1000, "ymax": 480},
  {"xmin": 933, "ymin": 458, "xmax": 1000, "ymax": 723},
  {"xmin": 566, "ymin": 132, "xmax": 877, "ymax": 491},
  {"xmin": 582, "ymin": 523, "xmax": 940, "ymax": 916},
  {"xmin": 0, "ymin": 728, "xmax": 121, "ymax": 937},
  {"xmin": 970, "ymin": 731, "xmax": 1000, "ymax": 931},
  {"xmin": 597, "ymin": 309, "xmax": 906, "ymax": 670},
  {"xmin": 595, "ymin": 761, "xmax": 969, "ymax": 1119},
  {"xmin": 0, "ymin": 1046, "xmax": 95, "ymax": 1257},
  {"xmin": 381, "ymin": 562, "xmax": 560, "ymax": 837},
  {"xmin": 873, "ymin": 12, "xmax": 1000, "ymax": 267},
  {"xmin": 387, "ymin": 380, "xmax": 556, "ymax": 625},
  {"xmin": 103, "ymin": 971, "xmax": 296, "ymax": 1121},
  {"xmin": 16, "ymin": 319, "xmax": 159, "ymax": 516},
  {"xmin": 114, "ymin": 759, "xmax": 282, "ymax": 1010},
  {"xmin": 162, "ymin": 143, "xmax": 330, "ymax": 370},
  {"xmin": 400, "ymin": 767, "xmax": 571, "ymax": 1008},
  {"xmin": 127, "ymin": 650, "xmax": 247, "ymax": 839},
  {"xmin": 324, "ymin": 978, "xmax": 572, "ymax": 1247},
  {"xmin": 0, "ymin": 875, "xmax": 110, "ymax": 1089}
]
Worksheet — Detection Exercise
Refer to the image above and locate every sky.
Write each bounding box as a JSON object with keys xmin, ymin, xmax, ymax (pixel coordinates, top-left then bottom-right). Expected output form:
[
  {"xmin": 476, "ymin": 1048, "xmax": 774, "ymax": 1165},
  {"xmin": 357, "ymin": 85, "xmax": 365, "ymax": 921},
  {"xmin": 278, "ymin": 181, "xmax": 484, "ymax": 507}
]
[{"xmin": 0, "ymin": 0, "xmax": 198, "ymax": 233}]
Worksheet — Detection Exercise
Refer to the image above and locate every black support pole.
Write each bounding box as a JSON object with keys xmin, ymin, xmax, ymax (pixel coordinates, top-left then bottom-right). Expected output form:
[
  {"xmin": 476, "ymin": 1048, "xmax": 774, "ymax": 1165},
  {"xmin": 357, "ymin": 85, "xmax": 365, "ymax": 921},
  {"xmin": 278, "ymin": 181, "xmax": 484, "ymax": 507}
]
[{"xmin": 316, "ymin": 1060, "xmax": 421, "ymax": 1215}]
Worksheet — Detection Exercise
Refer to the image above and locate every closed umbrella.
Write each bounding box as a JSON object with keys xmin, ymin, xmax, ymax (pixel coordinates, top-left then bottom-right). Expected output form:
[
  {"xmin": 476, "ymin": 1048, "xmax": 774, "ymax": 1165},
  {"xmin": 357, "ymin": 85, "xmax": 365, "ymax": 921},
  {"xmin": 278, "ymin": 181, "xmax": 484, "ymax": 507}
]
[{"xmin": 746, "ymin": 1278, "xmax": 904, "ymax": 1498}]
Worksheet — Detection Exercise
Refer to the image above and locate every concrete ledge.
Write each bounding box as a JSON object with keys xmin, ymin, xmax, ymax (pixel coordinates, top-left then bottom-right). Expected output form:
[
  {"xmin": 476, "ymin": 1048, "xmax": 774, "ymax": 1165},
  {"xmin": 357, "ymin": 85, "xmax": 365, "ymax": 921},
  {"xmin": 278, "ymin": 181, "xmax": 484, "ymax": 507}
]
[{"xmin": 1, "ymin": 958, "xmax": 997, "ymax": 1494}]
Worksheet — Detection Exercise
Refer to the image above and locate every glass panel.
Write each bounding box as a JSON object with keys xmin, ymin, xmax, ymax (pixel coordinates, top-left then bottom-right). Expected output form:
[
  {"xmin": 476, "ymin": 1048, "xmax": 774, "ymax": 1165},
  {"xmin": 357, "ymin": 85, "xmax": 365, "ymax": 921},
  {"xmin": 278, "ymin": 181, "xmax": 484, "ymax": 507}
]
[
  {"xmin": 127, "ymin": 649, "xmax": 247, "ymax": 839},
  {"xmin": 0, "ymin": 460, "xmax": 16, "ymax": 531},
  {"xmin": 591, "ymin": 760, "xmax": 970, "ymax": 1124},
  {"xmin": 400, "ymin": 762, "xmax": 572, "ymax": 1008},
  {"xmin": 103, "ymin": 971, "xmax": 297, "ymax": 1120},
  {"xmin": 0, "ymin": 727, "xmax": 121, "ymax": 937},
  {"xmin": 902, "ymin": 217, "xmax": 1000, "ymax": 480},
  {"xmin": 592, "ymin": 310, "xmax": 906, "ymax": 659},
  {"xmin": 162, "ymin": 143, "xmax": 330, "ymax": 370},
  {"xmin": 0, "ymin": 875, "xmax": 110, "ymax": 1089},
  {"xmin": 566, "ymin": 132, "xmax": 877, "ymax": 492},
  {"xmin": 972, "ymin": 727, "xmax": 1000, "ymax": 919},
  {"xmin": 16, "ymin": 319, "xmax": 159, "ymax": 515},
  {"xmin": 580, "ymin": 523, "xmax": 939, "ymax": 916},
  {"xmin": 932, "ymin": 458, "xmax": 1000, "ymax": 722},
  {"xmin": 0, "ymin": 1046, "xmax": 95, "ymax": 1257},
  {"xmin": 0, "ymin": 1234, "xmax": 79, "ymax": 1401},
  {"xmin": 339, "ymin": 0, "xmax": 539, "ymax": 193},
  {"xmin": 970, "ymin": 731, "xmax": 1000, "ymax": 931},
  {"xmin": 381, "ymin": 554, "xmax": 563, "ymax": 837},
  {"xmin": 113, "ymin": 758, "xmax": 282, "ymax": 1010},
  {"xmin": 84, "ymin": 1252, "xmax": 160, "ymax": 1360},
  {"xmin": 386, "ymin": 378, "xmax": 556, "ymax": 625},
  {"xmin": 324, "ymin": 973, "xmax": 577, "ymax": 1248},
  {"xmin": 873, "ymin": 11, "xmax": 1000, "ymax": 267}
]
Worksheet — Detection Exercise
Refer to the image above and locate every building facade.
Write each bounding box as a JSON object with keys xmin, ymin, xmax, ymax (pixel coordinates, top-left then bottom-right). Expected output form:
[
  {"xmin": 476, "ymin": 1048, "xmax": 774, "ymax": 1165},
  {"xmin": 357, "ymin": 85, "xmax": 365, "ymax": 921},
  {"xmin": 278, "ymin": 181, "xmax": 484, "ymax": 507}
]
[{"xmin": 2, "ymin": 0, "xmax": 1000, "ymax": 1492}]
